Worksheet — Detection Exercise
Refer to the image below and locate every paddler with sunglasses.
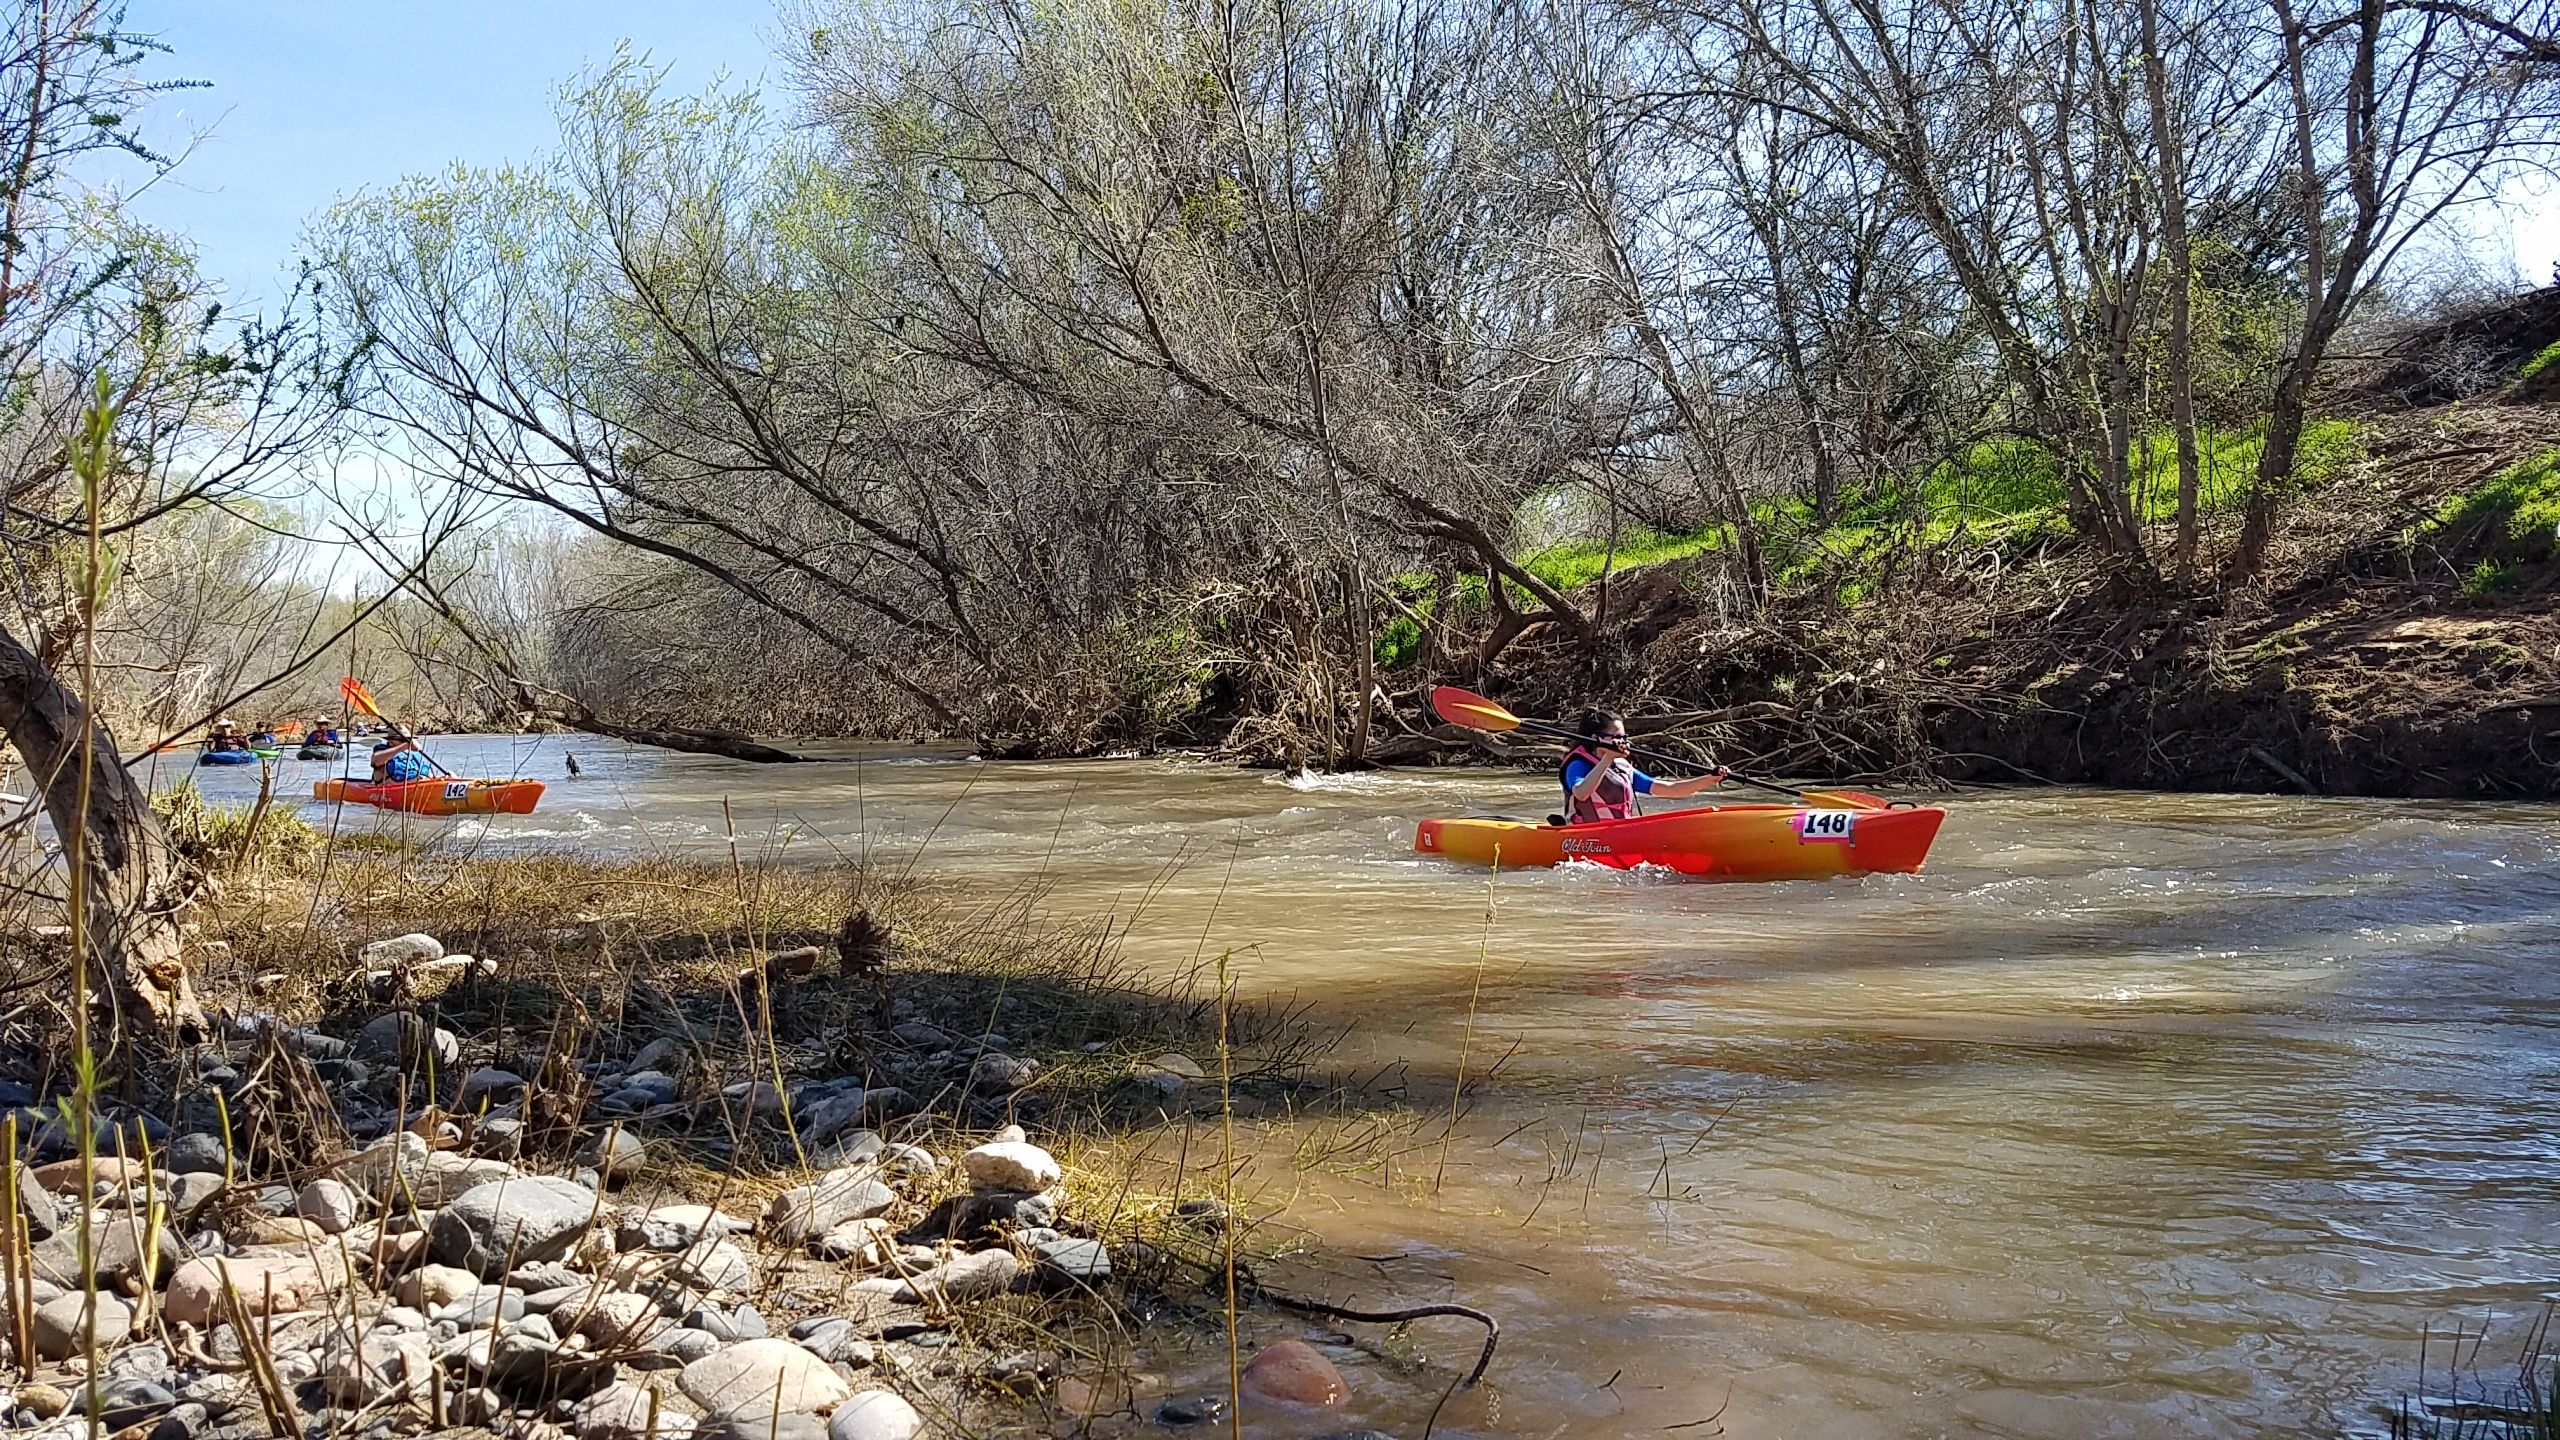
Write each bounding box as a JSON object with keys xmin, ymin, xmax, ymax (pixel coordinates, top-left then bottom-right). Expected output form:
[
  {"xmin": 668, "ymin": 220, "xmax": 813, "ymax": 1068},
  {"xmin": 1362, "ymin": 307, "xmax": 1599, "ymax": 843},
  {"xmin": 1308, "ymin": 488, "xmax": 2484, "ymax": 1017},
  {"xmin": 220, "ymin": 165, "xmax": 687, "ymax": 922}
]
[{"xmin": 1559, "ymin": 709, "xmax": 1726, "ymax": 824}]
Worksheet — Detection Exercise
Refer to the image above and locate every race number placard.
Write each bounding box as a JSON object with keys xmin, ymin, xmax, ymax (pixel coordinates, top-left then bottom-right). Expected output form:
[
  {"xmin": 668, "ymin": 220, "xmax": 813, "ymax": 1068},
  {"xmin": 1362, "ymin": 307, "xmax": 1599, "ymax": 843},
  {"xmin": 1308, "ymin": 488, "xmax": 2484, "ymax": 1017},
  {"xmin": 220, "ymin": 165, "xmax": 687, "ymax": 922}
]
[{"xmin": 1794, "ymin": 810, "xmax": 1856, "ymax": 843}]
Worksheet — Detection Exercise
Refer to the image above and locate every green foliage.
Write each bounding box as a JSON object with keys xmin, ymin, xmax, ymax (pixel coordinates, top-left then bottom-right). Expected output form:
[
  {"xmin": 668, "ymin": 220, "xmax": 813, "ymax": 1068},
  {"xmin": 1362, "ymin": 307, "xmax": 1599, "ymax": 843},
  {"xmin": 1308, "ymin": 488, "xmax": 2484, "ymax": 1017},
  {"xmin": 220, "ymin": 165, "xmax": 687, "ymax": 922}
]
[
  {"xmin": 2432, "ymin": 447, "xmax": 2560, "ymax": 562},
  {"xmin": 2521, "ymin": 339, "xmax": 2560, "ymax": 384},
  {"xmin": 1518, "ymin": 527, "xmax": 1731, "ymax": 591},
  {"xmin": 2464, "ymin": 559, "xmax": 2523, "ymax": 598}
]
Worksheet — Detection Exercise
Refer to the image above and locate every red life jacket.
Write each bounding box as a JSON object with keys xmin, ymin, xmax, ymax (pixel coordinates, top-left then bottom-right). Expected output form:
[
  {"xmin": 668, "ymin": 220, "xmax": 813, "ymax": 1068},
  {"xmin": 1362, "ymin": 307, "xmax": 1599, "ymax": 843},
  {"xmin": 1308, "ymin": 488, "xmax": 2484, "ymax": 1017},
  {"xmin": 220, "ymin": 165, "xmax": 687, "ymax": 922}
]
[{"xmin": 1560, "ymin": 744, "xmax": 1637, "ymax": 823}]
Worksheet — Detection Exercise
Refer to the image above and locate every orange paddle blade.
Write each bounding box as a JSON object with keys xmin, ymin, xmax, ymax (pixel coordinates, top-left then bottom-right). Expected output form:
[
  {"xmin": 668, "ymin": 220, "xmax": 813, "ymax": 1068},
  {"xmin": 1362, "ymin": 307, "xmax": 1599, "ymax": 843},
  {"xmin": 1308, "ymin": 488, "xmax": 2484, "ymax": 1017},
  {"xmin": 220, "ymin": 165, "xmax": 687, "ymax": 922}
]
[
  {"xmin": 1429, "ymin": 685, "xmax": 1523, "ymax": 733},
  {"xmin": 338, "ymin": 676, "xmax": 385, "ymax": 721}
]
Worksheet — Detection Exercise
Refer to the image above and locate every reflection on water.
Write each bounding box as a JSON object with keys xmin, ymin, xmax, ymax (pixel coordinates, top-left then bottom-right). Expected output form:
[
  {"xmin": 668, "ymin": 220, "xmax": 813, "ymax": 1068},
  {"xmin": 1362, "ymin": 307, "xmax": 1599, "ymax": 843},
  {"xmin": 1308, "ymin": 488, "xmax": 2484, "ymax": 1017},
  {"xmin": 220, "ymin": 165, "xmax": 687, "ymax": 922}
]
[{"xmin": 156, "ymin": 737, "xmax": 2560, "ymax": 1438}]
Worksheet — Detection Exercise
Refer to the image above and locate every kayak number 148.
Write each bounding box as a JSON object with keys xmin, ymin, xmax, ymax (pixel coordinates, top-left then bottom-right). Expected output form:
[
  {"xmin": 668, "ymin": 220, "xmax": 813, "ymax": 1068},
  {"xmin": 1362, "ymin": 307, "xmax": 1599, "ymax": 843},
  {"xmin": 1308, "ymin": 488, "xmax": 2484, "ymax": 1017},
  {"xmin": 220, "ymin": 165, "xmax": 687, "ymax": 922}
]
[{"xmin": 1796, "ymin": 810, "xmax": 1856, "ymax": 843}]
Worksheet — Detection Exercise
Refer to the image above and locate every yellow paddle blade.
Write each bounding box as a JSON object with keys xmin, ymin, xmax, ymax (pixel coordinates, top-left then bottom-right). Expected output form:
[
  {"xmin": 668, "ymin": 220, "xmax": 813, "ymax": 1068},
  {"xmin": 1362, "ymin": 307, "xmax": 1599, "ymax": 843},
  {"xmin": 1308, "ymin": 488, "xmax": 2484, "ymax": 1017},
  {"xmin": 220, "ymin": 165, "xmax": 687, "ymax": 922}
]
[
  {"xmin": 338, "ymin": 676, "xmax": 385, "ymax": 721},
  {"xmin": 1428, "ymin": 685, "xmax": 1522, "ymax": 733}
]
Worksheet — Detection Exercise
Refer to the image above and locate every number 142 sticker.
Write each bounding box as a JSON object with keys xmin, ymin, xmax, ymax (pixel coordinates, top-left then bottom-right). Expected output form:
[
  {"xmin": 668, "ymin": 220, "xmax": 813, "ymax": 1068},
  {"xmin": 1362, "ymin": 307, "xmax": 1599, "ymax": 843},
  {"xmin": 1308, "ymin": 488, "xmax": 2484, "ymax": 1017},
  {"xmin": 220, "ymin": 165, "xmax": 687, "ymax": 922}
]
[{"xmin": 1794, "ymin": 810, "xmax": 1857, "ymax": 843}]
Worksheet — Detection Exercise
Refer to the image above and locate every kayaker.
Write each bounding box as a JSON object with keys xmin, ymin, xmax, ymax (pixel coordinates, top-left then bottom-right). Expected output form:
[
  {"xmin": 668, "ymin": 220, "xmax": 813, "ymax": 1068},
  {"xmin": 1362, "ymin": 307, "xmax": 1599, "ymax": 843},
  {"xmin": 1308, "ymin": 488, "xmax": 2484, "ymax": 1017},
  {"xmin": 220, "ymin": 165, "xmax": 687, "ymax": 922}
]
[
  {"xmin": 370, "ymin": 732, "xmax": 432, "ymax": 784},
  {"xmin": 1560, "ymin": 710, "xmax": 1724, "ymax": 823},
  {"xmin": 309, "ymin": 718, "xmax": 342, "ymax": 747},
  {"xmin": 207, "ymin": 718, "xmax": 245, "ymax": 753}
]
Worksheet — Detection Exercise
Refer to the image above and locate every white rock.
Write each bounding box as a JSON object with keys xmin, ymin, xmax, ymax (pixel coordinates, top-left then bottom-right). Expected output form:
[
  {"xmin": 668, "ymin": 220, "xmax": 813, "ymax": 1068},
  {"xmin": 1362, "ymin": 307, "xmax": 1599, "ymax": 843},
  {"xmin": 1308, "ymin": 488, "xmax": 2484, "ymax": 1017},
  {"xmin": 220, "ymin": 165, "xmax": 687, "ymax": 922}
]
[
  {"xmin": 295, "ymin": 1178, "xmax": 362, "ymax": 1235},
  {"xmin": 960, "ymin": 1140, "xmax": 1060, "ymax": 1193},
  {"xmin": 677, "ymin": 1338, "xmax": 850, "ymax": 1424},
  {"xmin": 359, "ymin": 933, "xmax": 445, "ymax": 966},
  {"xmin": 828, "ymin": 1391, "xmax": 921, "ymax": 1440}
]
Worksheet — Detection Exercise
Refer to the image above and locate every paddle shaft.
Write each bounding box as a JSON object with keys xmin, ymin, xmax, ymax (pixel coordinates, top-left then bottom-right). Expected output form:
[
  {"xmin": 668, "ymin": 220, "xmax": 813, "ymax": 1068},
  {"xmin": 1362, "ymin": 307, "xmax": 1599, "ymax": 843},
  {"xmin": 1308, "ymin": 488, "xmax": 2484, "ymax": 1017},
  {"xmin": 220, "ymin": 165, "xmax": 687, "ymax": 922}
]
[{"xmin": 1505, "ymin": 714, "xmax": 1822, "ymax": 805}]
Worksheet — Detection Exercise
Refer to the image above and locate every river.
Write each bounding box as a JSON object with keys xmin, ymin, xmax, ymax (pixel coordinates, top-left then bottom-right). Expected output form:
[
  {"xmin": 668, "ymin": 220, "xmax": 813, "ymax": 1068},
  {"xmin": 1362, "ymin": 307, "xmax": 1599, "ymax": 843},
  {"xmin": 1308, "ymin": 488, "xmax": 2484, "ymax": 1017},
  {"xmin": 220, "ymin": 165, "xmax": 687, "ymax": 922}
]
[{"xmin": 161, "ymin": 737, "xmax": 2560, "ymax": 1438}]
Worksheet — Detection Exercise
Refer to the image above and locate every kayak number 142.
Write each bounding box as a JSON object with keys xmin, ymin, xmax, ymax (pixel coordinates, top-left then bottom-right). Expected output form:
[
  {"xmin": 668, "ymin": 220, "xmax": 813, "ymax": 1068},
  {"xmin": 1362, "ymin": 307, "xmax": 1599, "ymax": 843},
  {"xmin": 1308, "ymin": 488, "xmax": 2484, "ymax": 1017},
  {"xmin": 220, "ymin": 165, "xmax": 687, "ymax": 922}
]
[{"xmin": 1796, "ymin": 810, "xmax": 1856, "ymax": 843}]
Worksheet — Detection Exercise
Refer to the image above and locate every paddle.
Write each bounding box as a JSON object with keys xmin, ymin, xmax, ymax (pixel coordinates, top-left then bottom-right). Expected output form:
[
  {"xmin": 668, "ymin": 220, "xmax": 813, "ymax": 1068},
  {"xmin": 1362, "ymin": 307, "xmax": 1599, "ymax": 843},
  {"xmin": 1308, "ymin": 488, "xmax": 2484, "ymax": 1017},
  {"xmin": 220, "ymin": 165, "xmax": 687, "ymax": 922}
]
[
  {"xmin": 1427, "ymin": 685, "xmax": 1885, "ymax": 810},
  {"xmin": 338, "ymin": 676, "xmax": 453, "ymax": 778}
]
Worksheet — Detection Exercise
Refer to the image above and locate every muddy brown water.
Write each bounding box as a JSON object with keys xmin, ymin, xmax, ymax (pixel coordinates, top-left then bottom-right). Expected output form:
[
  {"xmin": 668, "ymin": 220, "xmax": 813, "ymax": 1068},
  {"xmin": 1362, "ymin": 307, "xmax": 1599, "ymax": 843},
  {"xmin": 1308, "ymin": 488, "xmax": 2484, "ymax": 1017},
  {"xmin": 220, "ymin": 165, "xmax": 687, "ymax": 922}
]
[{"xmin": 162, "ymin": 739, "xmax": 2560, "ymax": 1438}]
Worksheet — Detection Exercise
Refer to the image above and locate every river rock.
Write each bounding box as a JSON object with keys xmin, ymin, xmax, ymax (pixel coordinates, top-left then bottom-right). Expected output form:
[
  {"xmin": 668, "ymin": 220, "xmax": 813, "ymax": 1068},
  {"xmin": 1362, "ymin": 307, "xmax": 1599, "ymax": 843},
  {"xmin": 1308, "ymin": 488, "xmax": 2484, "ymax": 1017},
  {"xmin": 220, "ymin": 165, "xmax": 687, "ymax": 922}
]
[
  {"xmin": 569, "ymin": 1291, "xmax": 666, "ymax": 1347},
  {"xmin": 969, "ymin": 1052, "xmax": 1036, "ymax": 1091},
  {"xmin": 1031, "ymin": 1236, "xmax": 1111, "ymax": 1287},
  {"xmin": 827, "ymin": 1391, "xmax": 920, "ymax": 1440},
  {"xmin": 810, "ymin": 1217, "xmax": 893, "ymax": 1265},
  {"xmin": 455, "ymin": 1068, "xmax": 527, "ymax": 1109},
  {"xmin": 889, "ymin": 1247, "xmax": 1021, "ymax": 1304},
  {"xmin": 570, "ymin": 1382, "xmax": 693, "ymax": 1440},
  {"xmin": 620, "ymin": 1203, "xmax": 749, "ymax": 1252},
  {"xmin": 353, "ymin": 1011, "xmax": 460, "ymax": 1068},
  {"xmin": 32, "ymin": 1290, "xmax": 132, "ymax": 1359},
  {"xmin": 164, "ymin": 1251, "xmax": 349, "ymax": 1328},
  {"xmin": 397, "ymin": 1263, "xmax": 482, "ymax": 1309},
  {"xmin": 959, "ymin": 1140, "xmax": 1060, "ymax": 1193},
  {"xmin": 359, "ymin": 933, "xmax": 444, "ymax": 966},
  {"xmin": 1241, "ymin": 1338, "xmax": 1348, "ymax": 1407},
  {"xmin": 11, "ymin": 1163, "xmax": 59, "ymax": 1238},
  {"xmin": 578, "ymin": 1125, "xmax": 646, "ymax": 1176},
  {"xmin": 163, "ymin": 1133, "xmax": 230, "ymax": 1177},
  {"xmin": 677, "ymin": 1338, "xmax": 850, "ymax": 1424},
  {"xmin": 430, "ymin": 1175, "xmax": 601, "ymax": 1275},
  {"xmin": 295, "ymin": 1178, "xmax": 362, "ymax": 1234},
  {"xmin": 30, "ymin": 1156, "xmax": 149, "ymax": 1193},
  {"xmin": 15, "ymin": 1383, "xmax": 69, "ymax": 1419},
  {"xmin": 764, "ymin": 1167, "xmax": 896, "ymax": 1246}
]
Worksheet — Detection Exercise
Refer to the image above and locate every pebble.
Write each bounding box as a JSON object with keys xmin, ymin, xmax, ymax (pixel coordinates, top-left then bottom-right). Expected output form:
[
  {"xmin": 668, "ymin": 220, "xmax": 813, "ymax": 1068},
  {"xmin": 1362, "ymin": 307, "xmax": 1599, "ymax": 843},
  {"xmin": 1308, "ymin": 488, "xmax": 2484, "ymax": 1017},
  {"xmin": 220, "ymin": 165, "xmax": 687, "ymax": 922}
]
[
  {"xmin": 826, "ymin": 1391, "xmax": 921, "ymax": 1440},
  {"xmin": 959, "ymin": 1140, "xmax": 1061, "ymax": 1193},
  {"xmin": 14, "ymin": 1383, "xmax": 69, "ymax": 1420}
]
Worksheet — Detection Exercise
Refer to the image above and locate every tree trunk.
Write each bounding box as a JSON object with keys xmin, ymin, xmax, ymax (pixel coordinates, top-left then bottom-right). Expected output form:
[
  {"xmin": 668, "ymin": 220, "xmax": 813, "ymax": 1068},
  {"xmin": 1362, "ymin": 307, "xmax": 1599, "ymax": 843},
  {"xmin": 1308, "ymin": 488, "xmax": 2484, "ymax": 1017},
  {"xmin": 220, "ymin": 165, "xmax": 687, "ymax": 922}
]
[
  {"xmin": 0, "ymin": 623, "xmax": 205, "ymax": 1042},
  {"xmin": 2139, "ymin": 0, "xmax": 2203, "ymax": 579}
]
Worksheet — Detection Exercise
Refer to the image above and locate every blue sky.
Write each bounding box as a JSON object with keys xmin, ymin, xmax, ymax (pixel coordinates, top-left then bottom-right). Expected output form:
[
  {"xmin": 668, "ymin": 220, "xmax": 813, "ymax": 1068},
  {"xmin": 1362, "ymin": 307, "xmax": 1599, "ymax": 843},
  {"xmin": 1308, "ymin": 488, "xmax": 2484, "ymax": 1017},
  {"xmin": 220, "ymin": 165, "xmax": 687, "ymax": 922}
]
[
  {"xmin": 112, "ymin": 3, "xmax": 2560, "ymax": 318},
  {"xmin": 124, "ymin": 2, "xmax": 782, "ymax": 308}
]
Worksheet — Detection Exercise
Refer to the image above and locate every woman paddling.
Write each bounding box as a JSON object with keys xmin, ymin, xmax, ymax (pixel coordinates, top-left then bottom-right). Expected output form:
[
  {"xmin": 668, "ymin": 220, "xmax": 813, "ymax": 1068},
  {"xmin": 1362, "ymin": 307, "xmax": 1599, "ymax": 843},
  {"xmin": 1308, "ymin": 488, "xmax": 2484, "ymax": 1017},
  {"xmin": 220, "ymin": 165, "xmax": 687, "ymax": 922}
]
[{"xmin": 1560, "ymin": 710, "xmax": 1725, "ymax": 823}]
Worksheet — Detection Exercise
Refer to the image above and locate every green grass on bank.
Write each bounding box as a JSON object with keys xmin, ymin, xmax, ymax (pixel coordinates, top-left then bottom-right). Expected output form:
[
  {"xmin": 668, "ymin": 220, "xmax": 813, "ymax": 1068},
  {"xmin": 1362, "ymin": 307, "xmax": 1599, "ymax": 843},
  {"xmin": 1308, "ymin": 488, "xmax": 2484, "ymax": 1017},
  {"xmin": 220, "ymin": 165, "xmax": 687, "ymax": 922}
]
[
  {"xmin": 2429, "ymin": 447, "xmax": 2560, "ymax": 598},
  {"xmin": 2521, "ymin": 339, "xmax": 2560, "ymax": 385},
  {"xmin": 1372, "ymin": 419, "xmax": 2363, "ymax": 663}
]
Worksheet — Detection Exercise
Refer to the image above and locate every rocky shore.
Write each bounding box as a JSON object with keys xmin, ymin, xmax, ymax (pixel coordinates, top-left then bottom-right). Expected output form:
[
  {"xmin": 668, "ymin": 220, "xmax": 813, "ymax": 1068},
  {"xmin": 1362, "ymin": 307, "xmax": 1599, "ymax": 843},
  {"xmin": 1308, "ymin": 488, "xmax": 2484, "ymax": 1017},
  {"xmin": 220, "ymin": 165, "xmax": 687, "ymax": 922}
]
[{"xmin": 0, "ymin": 910, "xmax": 1389, "ymax": 1440}]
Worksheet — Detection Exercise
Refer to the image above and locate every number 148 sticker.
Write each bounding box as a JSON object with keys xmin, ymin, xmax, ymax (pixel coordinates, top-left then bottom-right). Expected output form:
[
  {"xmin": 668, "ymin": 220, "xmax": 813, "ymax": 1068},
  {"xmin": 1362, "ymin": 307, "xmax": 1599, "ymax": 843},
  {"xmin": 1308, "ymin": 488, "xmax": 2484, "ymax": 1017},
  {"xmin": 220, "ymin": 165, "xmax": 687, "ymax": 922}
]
[{"xmin": 1794, "ymin": 810, "xmax": 1856, "ymax": 843}]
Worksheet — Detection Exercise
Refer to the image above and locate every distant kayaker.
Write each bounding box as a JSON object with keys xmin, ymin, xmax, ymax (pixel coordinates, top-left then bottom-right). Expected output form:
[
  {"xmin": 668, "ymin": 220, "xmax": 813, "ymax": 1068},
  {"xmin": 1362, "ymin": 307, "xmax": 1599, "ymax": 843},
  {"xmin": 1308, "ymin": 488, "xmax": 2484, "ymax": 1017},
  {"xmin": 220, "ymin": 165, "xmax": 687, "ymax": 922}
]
[
  {"xmin": 370, "ymin": 732, "xmax": 432, "ymax": 784},
  {"xmin": 310, "ymin": 718, "xmax": 342, "ymax": 747},
  {"xmin": 1560, "ymin": 710, "xmax": 1724, "ymax": 823},
  {"xmin": 207, "ymin": 718, "xmax": 245, "ymax": 752}
]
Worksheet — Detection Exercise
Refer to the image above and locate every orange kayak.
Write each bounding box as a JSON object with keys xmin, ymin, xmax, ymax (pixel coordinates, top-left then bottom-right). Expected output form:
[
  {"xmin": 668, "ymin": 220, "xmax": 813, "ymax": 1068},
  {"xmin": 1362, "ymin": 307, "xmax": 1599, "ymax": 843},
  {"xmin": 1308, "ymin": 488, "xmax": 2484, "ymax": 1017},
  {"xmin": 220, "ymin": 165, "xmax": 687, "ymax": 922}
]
[
  {"xmin": 314, "ymin": 777, "xmax": 546, "ymax": 816},
  {"xmin": 1414, "ymin": 795, "xmax": 1944, "ymax": 880}
]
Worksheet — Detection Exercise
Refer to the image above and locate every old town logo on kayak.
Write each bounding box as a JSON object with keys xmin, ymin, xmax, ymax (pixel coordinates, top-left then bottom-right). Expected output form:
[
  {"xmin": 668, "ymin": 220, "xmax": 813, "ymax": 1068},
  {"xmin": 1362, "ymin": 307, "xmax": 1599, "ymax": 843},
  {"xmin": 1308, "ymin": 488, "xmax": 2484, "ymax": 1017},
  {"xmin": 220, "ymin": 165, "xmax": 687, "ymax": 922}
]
[{"xmin": 1559, "ymin": 838, "xmax": 1616, "ymax": 855}]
